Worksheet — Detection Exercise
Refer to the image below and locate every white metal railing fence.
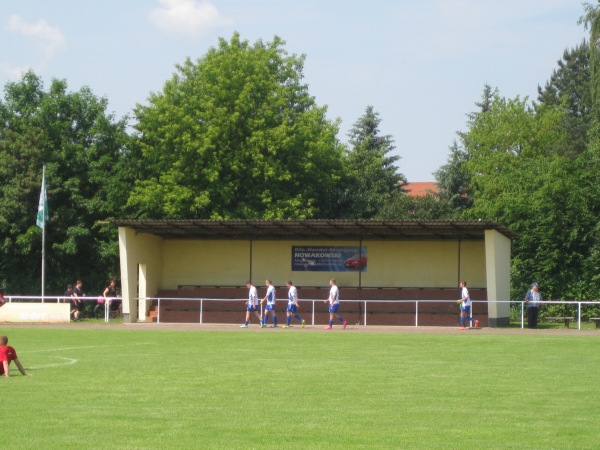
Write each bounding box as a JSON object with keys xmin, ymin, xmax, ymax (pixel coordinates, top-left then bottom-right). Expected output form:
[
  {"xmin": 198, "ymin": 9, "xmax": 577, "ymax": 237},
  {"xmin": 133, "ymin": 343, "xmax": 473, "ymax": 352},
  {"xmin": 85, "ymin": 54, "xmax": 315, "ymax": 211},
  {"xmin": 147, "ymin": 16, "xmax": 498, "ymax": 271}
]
[
  {"xmin": 137, "ymin": 297, "xmax": 600, "ymax": 330},
  {"xmin": 3, "ymin": 296, "xmax": 599, "ymax": 329},
  {"xmin": 514, "ymin": 300, "xmax": 599, "ymax": 330},
  {"xmin": 2, "ymin": 295, "xmax": 122, "ymax": 323}
]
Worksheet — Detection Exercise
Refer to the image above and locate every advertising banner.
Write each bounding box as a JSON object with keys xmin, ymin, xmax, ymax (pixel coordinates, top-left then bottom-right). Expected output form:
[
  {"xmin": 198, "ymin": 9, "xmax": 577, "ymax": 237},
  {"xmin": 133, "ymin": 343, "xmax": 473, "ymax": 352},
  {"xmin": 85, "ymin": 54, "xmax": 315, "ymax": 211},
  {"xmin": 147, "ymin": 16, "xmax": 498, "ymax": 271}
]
[
  {"xmin": 292, "ymin": 246, "xmax": 367, "ymax": 272},
  {"xmin": 0, "ymin": 303, "xmax": 70, "ymax": 323}
]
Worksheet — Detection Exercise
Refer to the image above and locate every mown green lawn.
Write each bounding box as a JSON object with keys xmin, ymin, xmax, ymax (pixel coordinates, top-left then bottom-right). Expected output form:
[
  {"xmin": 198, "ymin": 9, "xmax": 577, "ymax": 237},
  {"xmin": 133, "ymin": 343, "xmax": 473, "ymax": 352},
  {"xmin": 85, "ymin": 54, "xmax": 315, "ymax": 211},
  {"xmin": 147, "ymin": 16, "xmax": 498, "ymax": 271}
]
[{"xmin": 2, "ymin": 326, "xmax": 599, "ymax": 449}]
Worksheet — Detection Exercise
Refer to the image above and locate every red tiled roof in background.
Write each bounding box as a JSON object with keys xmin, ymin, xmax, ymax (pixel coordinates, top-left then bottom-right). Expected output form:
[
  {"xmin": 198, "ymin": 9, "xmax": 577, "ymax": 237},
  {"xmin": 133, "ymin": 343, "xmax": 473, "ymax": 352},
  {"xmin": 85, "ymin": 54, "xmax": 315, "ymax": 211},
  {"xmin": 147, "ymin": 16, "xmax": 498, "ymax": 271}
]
[{"xmin": 400, "ymin": 182, "xmax": 439, "ymax": 197}]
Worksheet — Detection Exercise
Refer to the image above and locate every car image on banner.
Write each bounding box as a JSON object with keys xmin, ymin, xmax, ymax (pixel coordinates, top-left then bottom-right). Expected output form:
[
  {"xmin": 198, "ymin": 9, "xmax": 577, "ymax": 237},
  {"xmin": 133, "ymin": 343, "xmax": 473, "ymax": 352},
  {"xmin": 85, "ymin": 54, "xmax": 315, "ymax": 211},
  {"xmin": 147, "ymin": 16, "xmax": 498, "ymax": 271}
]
[{"xmin": 344, "ymin": 253, "xmax": 367, "ymax": 270}]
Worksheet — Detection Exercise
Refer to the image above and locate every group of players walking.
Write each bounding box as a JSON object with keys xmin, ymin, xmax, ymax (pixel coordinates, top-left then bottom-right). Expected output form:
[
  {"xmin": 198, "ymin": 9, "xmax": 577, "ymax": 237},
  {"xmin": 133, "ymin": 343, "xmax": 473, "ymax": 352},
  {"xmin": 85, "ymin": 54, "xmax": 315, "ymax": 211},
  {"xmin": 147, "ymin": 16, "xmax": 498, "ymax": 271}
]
[
  {"xmin": 241, "ymin": 278, "xmax": 347, "ymax": 330},
  {"xmin": 242, "ymin": 279, "xmax": 479, "ymax": 330}
]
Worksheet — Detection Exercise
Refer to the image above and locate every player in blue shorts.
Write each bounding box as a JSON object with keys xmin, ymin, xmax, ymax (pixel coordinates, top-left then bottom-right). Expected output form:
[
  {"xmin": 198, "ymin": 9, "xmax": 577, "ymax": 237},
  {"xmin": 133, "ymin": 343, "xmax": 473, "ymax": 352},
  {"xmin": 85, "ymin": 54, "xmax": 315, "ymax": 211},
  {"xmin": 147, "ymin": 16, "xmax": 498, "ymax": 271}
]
[
  {"xmin": 458, "ymin": 281, "xmax": 479, "ymax": 330},
  {"xmin": 240, "ymin": 281, "xmax": 262, "ymax": 328},
  {"xmin": 260, "ymin": 279, "xmax": 278, "ymax": 328},
  {"xmin": 324, "ymin": 279, "xmax": 347, "ymax": 330},
  {"xmin": 283, "ymin": 280, "xmax": 305, "ymax": 328}
]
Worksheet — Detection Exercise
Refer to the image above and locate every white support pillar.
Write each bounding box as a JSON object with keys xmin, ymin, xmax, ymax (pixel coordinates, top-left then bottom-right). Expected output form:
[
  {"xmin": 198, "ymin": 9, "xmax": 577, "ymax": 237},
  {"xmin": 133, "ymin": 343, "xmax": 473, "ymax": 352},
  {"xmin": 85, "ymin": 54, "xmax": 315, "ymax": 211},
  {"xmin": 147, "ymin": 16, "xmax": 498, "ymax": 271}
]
[
  {"xmin": 138, "ymin": 263, "xmax": 147, "ymax": 322},
  {"xmin": 484, "ymin": 229, "xmax": 512, "ymax": 327},
  {"xmin": 118, "ymin": 227, "xmax": 163, "ymax": 323}
]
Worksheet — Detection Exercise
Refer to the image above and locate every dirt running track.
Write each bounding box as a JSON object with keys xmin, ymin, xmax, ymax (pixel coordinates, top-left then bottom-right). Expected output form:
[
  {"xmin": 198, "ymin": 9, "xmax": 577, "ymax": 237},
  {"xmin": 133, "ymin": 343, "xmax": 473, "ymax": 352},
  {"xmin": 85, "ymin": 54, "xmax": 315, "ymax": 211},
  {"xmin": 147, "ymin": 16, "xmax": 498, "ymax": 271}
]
[{"xmin": 1, "ymin": 322, "xmax": 598, "ymax": 335}]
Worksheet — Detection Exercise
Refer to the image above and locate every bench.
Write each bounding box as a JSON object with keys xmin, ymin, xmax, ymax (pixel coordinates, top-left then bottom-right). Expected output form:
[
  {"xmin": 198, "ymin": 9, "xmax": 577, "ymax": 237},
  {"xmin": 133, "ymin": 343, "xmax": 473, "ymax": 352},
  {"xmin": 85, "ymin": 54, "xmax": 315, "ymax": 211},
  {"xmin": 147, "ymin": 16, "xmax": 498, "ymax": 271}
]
[
  {"xmin": 589, "ymin": 318, "xmax": 600, "ymax": 329},
  {"xmin": 546, "ymin": 317, "xmax": 575, "ymax": 329}
]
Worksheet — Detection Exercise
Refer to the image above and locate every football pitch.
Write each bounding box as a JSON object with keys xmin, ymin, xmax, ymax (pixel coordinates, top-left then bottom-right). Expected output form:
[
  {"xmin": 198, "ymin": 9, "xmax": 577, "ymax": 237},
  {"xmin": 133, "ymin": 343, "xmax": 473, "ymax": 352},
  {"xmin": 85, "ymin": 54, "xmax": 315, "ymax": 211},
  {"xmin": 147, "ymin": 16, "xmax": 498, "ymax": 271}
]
[{"xmin": 3, "ymin": 325, "xmax": 599, "ymax": 449}]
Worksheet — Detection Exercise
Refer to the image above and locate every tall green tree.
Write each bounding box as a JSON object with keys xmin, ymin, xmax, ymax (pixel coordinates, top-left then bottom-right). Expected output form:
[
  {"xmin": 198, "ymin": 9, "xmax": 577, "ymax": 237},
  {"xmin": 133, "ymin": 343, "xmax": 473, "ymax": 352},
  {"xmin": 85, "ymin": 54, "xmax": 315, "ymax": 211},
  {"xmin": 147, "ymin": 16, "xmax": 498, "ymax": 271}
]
[
  {"xmin": 464, "ymin": 84, "xmax": 495, "ymax": 130},
  {"xmin": 339, "ymin": 106, "xmax": 404, "ymax": 219},
  {"xmin": 0, "ymin": 71, "xmax": 132, "ymax": 294},
  {"xmin": 434, "ymin": 141, "xmax": 472, "ymax": 211},
  {"xmin": 576, "ymin": 143, "xmax": 600, "ymax": 300},
  {"xmin": 580, "ymin": 3, "xmax": 600, "ymax": 122},
  {"xmin": 129, "ymin": 33, "xmax": 344, "ymax": 220},
  {"xmin": 462, "ymin": 93, "xmax": 598, "ymax": 300},
  {"xmin": 435, "ymin": 85, "xmax": 497, "ymax": 213},
  {"xmin": 537, "ymin": 42, "xmax": 591, "ymax": 158}
]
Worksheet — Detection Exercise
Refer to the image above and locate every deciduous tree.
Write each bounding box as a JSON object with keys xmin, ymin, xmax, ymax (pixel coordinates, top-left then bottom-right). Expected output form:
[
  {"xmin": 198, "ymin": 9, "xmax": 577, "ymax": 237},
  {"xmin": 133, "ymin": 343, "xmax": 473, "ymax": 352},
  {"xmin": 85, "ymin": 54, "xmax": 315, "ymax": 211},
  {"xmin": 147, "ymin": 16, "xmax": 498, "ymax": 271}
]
[
  {"xmin": 0, "ymin": 71, "xmax": 132, "ymax": 294},
  {"xmin": 462, "ymin": 93, "xmax": 597, "ymax": 300},
  {"xmin": 129, "ymin": 33, "xmax": 344, "ymax": 220}
]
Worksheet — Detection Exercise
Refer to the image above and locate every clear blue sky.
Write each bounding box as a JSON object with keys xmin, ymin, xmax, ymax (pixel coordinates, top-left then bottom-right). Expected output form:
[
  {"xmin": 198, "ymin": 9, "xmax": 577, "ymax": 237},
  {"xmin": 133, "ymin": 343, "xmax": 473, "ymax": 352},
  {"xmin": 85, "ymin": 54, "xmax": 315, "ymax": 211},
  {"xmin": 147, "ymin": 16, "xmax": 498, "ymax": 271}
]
[{"xmin": 0, "ymin": 0, "xmax": 588, "ymax": 181}]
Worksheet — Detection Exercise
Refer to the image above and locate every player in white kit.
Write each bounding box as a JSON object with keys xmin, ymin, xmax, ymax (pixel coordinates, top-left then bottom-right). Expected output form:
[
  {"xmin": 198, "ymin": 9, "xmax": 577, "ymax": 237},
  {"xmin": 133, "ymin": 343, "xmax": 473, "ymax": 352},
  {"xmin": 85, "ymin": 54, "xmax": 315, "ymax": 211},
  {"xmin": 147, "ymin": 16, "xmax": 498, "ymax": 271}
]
[
  {"xmin": 240, "ymin": 281, "xmax": 262, "ymax": 328},
  {"xmin": 283, "ymin": 280, "xmax": 305, "ymax": 328},
  {"xmin": 324, "ymin": 279, "xmax": 347, "ymax": 330},
  {"xmin": 260, "ymin": 279, "xmax": 278, "ymax": 328}
]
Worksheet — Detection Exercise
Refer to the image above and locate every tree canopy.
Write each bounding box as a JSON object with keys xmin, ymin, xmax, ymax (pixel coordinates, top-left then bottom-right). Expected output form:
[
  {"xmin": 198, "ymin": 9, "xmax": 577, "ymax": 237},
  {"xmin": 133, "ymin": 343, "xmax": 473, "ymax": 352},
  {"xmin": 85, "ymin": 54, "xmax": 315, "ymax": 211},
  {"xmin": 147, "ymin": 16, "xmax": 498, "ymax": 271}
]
[
  {"xmin": 339, "ymin": 106, "xmax": 404, "ymax": 219},
  {"xmin": 537, "ymin": 42, "xmax": 591, "ymax": 158},
  {"xmin": 128, "ymin": 33, "xmax": 344, "ymax": 220},
  {"xmin": 0, "ymin": 71, "xmax": 132, "ymax": 294},
  {"xmin": 460, "ymin": 91, "xmax": 599, "ymax": 300}
]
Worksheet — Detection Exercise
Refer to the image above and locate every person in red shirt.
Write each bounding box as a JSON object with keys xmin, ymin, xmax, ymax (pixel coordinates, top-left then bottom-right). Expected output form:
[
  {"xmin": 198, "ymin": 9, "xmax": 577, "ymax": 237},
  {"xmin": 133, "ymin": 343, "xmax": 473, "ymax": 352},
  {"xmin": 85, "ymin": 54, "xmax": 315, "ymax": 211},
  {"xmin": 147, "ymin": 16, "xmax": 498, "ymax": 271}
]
[
  {"xmin": 0, "ymin": 292, "xmax": 6, "ymax": 307},
  {"xmin": 0, "ymin": 335, "xmax": 27, "ymax": 377}
]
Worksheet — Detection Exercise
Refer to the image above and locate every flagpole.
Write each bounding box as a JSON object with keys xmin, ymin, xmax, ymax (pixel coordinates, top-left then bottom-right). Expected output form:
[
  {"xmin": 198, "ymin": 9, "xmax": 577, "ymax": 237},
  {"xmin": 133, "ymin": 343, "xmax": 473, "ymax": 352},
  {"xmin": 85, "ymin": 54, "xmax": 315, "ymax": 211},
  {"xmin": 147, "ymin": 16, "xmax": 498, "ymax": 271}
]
[
  {"xmin": 37, "ymin": 165, "xmax": 48, "ymax": 302},
  {"xmin": 41, "ymin": 165, "xmax": 46, "ymax": 301}
]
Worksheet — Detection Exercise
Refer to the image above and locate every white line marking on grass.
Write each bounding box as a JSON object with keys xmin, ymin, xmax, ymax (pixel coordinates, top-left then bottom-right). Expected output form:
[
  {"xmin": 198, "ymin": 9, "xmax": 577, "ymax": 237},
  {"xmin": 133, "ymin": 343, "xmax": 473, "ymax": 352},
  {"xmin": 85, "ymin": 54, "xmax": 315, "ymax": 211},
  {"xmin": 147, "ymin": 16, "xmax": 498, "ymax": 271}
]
[
  {"xmin": 26, "ymin": 342, "xmax": 156, "ymax": 353},
  {"xmin": 23, "ymin": 343, "xmax": 157, "ymax": 370},
  {"xmin": 23, "ymin": 343, "xmax": 157, "ymax": 371},
  {"xmin": 28, "ymin": 357, "xmax": 78, "ymax": 369}
]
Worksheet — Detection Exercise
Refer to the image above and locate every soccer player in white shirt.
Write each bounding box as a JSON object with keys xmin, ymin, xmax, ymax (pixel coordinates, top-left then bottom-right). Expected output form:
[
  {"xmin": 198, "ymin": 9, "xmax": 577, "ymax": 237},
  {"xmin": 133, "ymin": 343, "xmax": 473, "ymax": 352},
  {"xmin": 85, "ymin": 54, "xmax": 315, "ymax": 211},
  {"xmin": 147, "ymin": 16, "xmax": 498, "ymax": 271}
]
[
  {"xmin": 324, "ymin": 279, "xmax": 347, "ymax": 330},
  {"xmin": 240, "ymin": 281, "xmax": 262, "ymax": 328},
  {"xmin": 458, "ymin": 281, "xmax": 479, "ymax": 330},
  {"xmin": 283, "ymin": 280, "xmax": 305, "ymax": 328},
  {"xmin": 260, "ymin": 279, "xmax": 278, "ymax": 328}
]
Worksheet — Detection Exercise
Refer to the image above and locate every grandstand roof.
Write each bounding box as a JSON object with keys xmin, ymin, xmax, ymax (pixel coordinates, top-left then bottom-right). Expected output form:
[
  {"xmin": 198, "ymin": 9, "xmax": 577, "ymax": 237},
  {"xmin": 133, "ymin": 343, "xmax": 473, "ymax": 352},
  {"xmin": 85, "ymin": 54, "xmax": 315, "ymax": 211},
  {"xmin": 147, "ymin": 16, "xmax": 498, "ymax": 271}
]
[{"xmin": 111, "ymin": 219, "xmax": 516, "ymax": 241}]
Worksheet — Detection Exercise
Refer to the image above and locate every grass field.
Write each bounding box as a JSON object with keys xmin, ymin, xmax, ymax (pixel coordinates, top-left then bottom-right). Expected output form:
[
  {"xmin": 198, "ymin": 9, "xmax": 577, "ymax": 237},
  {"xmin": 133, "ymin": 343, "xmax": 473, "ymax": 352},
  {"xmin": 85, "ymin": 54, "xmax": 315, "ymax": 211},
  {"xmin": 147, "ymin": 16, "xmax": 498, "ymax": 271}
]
[{"xmin": 2, "ymin": 325, "xmax": 599, "ymax": 449}]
